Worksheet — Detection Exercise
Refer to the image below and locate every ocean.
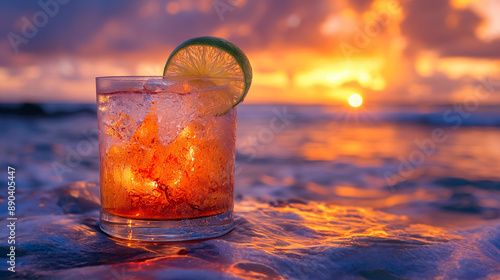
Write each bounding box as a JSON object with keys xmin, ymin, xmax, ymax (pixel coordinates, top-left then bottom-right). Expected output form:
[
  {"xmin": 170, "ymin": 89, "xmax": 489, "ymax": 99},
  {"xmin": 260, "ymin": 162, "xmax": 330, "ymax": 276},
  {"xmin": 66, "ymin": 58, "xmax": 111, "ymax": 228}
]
[{"xmin": 1, "ymin": 103, "xmax": 500, "ymax": 279}]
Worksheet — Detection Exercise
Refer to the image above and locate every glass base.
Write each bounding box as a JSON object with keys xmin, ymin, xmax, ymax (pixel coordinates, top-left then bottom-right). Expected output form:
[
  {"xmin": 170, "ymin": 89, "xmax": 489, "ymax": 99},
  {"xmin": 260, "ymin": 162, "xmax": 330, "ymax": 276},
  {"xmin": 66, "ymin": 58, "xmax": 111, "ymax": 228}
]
[{"xmin": 99, "ymin": 209, "xmax": 234, "ymax": 241}]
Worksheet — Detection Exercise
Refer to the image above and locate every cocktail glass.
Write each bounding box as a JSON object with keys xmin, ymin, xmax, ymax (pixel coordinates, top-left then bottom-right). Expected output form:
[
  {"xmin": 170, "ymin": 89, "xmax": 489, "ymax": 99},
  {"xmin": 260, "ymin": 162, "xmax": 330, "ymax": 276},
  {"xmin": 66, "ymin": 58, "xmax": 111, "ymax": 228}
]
[{"xmin": 96, "ymin": 76, "xmax": 236, "ymax": 241}]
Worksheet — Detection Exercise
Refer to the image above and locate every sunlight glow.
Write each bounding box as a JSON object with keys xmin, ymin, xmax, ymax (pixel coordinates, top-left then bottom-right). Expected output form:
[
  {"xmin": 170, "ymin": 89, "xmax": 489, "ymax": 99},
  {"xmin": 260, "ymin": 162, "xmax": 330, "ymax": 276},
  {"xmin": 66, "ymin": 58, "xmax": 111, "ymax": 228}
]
[
  {"xmin": 348, "ymin": 93, "xmax": 363, "ymax": 107},
  {"xmin": 450, "ymin": 0, "xmax": 476, "ymax": 9}
]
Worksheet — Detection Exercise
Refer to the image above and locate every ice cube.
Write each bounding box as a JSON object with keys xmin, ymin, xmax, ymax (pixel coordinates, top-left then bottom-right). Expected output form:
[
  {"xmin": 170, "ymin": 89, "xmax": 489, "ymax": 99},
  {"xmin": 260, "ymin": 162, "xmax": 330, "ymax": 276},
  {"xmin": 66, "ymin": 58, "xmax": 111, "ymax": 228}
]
[
  {"xmin": 144, "ymin": 79, "xmax": 198, "ymax": 94},
  {"xmin": 103, "ymin": 93, "xmax": 152, "ymax": 141},
  {"xmin": 162, "ymin": 82, "xmax": 198, "ymax": 95},
  {"xmin": 155, "ymin": 93, "xmax": 198, "ymax": 145},
  {"xmin": 143, "ymin": 79, "xmax": 175, "ymax": 93}
]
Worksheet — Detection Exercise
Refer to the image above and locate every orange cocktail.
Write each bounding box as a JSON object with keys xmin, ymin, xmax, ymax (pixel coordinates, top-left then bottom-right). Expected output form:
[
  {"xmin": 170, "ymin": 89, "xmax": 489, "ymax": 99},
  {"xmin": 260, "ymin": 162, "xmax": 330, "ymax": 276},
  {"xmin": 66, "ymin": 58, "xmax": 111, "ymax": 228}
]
[{"xmin": 97, "ymin": 76, "xmax": 236, "ymax": 241}]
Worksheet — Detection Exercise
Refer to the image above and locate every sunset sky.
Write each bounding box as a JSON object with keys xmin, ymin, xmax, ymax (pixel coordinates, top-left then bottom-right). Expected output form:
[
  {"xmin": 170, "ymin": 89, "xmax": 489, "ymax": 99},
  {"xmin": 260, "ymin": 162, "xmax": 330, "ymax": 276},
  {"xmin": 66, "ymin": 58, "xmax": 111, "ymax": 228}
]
[{"xmin": 1, "ymin": 0, "xmax": 499, "ymax": 105}]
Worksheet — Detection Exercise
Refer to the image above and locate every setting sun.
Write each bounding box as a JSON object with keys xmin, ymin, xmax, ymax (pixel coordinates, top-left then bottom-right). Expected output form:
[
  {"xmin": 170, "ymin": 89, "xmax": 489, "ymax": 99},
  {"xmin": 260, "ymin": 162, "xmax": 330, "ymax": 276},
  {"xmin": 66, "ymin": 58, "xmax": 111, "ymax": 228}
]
[{"xmin": 348, "ymin": 93, "xmax": 363, "ymax": 107}]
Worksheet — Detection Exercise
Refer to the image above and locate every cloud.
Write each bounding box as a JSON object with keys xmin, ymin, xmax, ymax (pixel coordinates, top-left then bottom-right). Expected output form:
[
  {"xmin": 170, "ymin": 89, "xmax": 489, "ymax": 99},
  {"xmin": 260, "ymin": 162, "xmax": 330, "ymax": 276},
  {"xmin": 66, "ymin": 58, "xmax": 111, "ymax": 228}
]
[
  {"xmin": 0, "ymin": 0, "xmax": 339, "ymax": 60},
  {"xmin": 401, "ymin": 0, "xmax": 500, "ymax": 58},
  {"xmin": 1, "ymin": 1, "xmax": 135, "ymax": 53},
  {"xmin": 348, "ymin": 0, "xmax": 375, "ymax": 12},
  {"xmin": 2, "ymin": 0, "xmax": 498, "ymax": 60},
  {"xmin": 0, "ymin": 0, "xmax": 498, "ymax": 103}
]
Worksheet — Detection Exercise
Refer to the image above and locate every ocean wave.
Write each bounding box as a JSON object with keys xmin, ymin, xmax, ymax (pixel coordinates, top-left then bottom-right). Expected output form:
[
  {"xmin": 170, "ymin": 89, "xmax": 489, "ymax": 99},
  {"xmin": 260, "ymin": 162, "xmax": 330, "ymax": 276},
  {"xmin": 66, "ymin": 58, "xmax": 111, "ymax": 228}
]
[{"xmin": 2, "ymin": 103, "xmax": 500, "ymax": 127}]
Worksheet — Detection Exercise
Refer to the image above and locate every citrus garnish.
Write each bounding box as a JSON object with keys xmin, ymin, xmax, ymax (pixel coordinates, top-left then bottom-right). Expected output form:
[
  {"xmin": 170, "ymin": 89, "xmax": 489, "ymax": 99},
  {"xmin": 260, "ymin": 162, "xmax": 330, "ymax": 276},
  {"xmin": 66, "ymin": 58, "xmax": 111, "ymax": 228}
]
[{"xmin": 164, "ymin": 36, "xmax": 252, "ymax": 115}]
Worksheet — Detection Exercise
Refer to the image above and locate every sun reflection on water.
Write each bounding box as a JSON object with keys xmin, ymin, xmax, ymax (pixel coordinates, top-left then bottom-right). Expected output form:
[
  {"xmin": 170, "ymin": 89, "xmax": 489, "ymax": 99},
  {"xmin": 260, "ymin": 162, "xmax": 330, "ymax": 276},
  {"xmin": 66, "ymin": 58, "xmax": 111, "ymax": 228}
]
[{"xmin": 233, "ymin": 200, "xmax": 460, "ymax": 252}]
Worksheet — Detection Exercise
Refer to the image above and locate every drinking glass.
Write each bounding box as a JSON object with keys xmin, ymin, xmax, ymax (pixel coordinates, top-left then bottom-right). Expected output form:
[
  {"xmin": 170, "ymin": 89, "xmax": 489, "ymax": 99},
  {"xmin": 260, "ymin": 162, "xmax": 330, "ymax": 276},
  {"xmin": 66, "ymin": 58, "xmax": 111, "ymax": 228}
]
[{"xmin": 96, "ymin": 76, "xmax": 235, "ymax": 241}]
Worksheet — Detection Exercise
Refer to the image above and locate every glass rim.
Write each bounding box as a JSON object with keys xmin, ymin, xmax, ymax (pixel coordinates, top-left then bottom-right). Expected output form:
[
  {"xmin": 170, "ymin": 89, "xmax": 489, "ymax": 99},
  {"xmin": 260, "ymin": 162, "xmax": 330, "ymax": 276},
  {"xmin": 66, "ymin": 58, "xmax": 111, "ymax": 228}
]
[{"xmin": 96, "ymin": 75, "xmax": 241, "ymax": 81}]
